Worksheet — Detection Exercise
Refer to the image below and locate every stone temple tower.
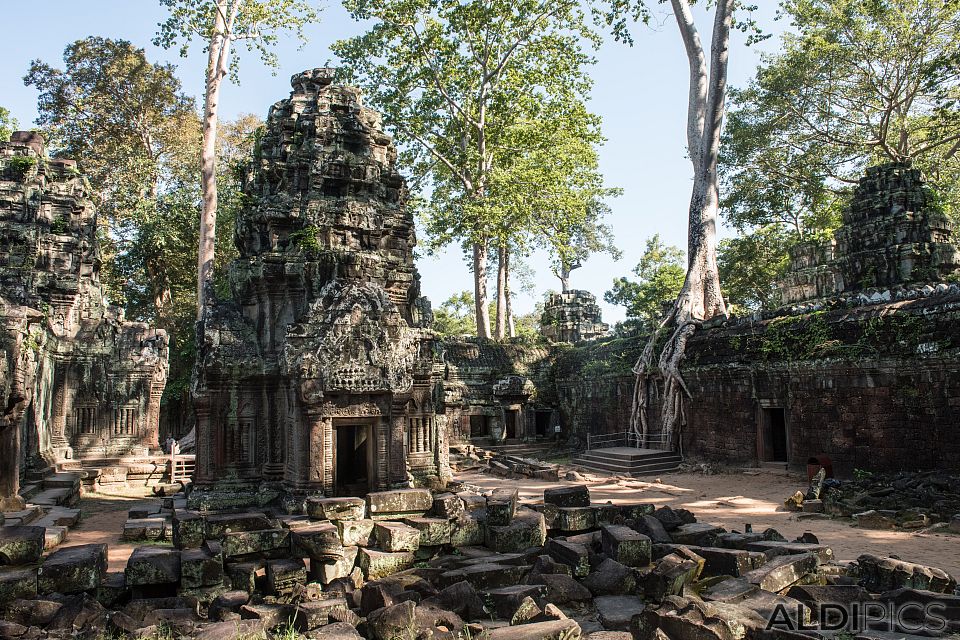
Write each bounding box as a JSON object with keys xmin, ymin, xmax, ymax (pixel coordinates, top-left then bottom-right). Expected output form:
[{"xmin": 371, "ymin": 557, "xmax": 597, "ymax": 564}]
[{"xmin": 193, "ymin": 69, "xmax": 447, "ymax": 506}]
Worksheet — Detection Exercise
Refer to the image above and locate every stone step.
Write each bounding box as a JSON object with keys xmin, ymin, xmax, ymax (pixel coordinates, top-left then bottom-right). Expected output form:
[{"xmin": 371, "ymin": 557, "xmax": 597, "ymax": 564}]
[
  {"xmin": 30, "ymin": 487, "xmax": 76, "ymax": 507},
  {"xmin": 43, "ymin": 472, "xmax": 82, "ymax": 490},
  {"xmin": 573, "ymin": 448, "xmax": 683, "ymax": 476},
  {"xmin": 0, "ymin": 507, "xmax": 43, "ymax": 526},
  {"xmin": 18, "ymin": 482, "xmax": 42, "ymax": 502},
  {"xmin": 24, "ymin": 466, "xmax": 55, "ymax": 482},
  {"xmin": 43, "ymin": 526, "xmax": 68, "ymax": 550},
  {"xmin": 578, "ymin": 447, "xmax": 680, "ymax": 463},
  {"xmin": 574, "ymin": 460, "xmax": 683, "ymax": 477}
]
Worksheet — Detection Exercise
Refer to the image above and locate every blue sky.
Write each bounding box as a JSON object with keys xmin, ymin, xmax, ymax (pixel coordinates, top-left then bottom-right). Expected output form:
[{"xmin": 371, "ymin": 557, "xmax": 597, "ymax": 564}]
[{"xmin": 0, "ymin": 1, "xmax": 786, "ymax": 323}]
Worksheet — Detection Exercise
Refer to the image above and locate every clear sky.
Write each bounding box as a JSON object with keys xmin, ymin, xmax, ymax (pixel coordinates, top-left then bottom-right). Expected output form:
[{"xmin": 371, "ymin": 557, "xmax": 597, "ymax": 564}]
[{"xmin": 0, "ymin": 1, "xmax": 786, "ymax": 324}]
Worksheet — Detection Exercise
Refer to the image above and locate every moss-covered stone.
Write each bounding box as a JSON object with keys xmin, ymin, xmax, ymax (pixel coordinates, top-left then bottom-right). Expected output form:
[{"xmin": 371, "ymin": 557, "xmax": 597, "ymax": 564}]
[
  {"xmin": 357, "ymin": 548, "xmax": 415, "ymax": 580},
  {"xmin": 37, "ymin": 543, "xmax": 106, "ymax": 595}
]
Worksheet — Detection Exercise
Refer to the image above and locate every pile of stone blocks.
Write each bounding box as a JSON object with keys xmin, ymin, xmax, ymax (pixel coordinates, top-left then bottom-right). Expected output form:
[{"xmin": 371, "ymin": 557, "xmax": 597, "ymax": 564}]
[{"xmin": 3, "ymin": 483, "xmax": 959, "ymax": 639}]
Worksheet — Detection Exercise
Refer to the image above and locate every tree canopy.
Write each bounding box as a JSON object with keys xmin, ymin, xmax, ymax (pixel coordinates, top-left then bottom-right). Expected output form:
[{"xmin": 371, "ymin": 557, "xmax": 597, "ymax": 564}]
[
  {"xmin": 605, "ymin": 234, "xmax": 685, "ymax": 330},
  {"xmin": 0, "ymin": 107, "xmax": 17, "ymax": 142}
]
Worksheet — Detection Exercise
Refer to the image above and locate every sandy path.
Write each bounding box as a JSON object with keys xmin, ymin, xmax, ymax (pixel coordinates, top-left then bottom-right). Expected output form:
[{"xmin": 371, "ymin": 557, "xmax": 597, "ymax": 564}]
[
  {"xmin": 58, "ymin": 489, "xmax": 160, "ymax": 572},
  {"xmin": 457, "ymin": 468, "xmax": 960, "ymax": 578}
]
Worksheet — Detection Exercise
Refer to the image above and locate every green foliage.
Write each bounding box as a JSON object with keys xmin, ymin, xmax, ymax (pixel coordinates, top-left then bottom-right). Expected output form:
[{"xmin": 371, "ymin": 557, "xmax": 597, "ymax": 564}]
[
  {"xmin": 433, "ymin": 291, "xmax": 482, "ymax": 339},
  {"xmin": 0, "ymin": 106, "xmax": 17, "ymax": 142},
  {"xmin": 7, "ymin": 155, "xmax": 37, "ymax": 178},
  {"xmin": 289, "ymin": 225, "xmax": 322, "ymax": 256},
  {"xmin": 759, "ymin": 312, "xmax": 835, "ymax": 362},
  {"xmin": 49, "ymin": 216, "xmax": 70, "ymax": 234},
  {"xmin": 717, "ymin": 226, "xmax": 792, "ymax": 313},
  {"xmin": 154, "ymin": 0, "xmax": 319, "ymax": 80},
  {"xmin": 605, "ymin": 234, "xmax": 685, "ymax": 328},
  {"xmin": 724, "ymin": 0, "xmax": 960, "ymax": 227}
]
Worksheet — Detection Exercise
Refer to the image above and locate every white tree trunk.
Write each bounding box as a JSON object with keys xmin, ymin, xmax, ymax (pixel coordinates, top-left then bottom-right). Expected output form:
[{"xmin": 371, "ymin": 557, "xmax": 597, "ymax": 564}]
[
  {"xmin": 196, "ymin": 0, "xmax": 234, "ymax": 318},
  {"xmin": 631, "ymin": 0, "xmax": 733, "ymax": 450},
  {"xmin": 473, "ymin": 240, "xmax": 492, "ymax": 339},
  {"xmin": 495, "ymin": 246, "xmax": 508, "ymax": 340}
]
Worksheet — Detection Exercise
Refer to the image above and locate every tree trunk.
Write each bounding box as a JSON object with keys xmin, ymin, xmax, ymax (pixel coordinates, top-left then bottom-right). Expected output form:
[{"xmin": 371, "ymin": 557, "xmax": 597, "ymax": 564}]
[
  {"xmin": 473, "ymin": 240, "xmax": 491, "ymax": 339},
  {"xmin": 505, "ymin": 249, "xmax": 515, "ymax": 338},
  {"xmin": 559, "ymin": 264, "xmax": 571, "ymax": 293},
  {"xmin": 196, "ymin": 1, "xmax": 233, "ymax": 318},
  {"xmin": 495, "ymin": 245, "xmax": 508, "ymax": 340},
  {"xmin": 630, "ymin": 0, "xmax": 733, "ymax": 451}
]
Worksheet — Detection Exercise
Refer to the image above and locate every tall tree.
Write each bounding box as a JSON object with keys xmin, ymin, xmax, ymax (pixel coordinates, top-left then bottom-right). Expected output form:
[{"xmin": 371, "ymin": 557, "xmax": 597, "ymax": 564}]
[
  {"xmin": 548, "ymin": 201, "xmax": 620, "ymax": 293},
  {"xmin": 601, "ymin": 0, "xmax": 749, "ymax": 448},
  {"xmin": 24, "ymin": 37, "xmax": 200, "ymax": 319},
  {"xmin": 333, "ymin": 0, "xmax": 604, "ymax": 339},
  {"xmin": 0, "ymin": 106, "xmax": 17, "ymax": 141},
  {"xmin": 154, "ymin": 0, "xmax": 319, "ymax": 317}
]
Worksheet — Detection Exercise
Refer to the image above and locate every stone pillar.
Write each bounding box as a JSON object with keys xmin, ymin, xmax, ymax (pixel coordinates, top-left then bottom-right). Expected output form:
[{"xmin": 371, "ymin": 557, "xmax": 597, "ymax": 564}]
[
  {"xmin": 389, "ymin": 410, "xmax": 408, "ymax": 486},
  {"xmin": 193, "ymin": 398, "xmax": 213, "ymax": 484},
  {"xmin": 0, "ymin": 421, "xmax": 25, "ymax": 511}
]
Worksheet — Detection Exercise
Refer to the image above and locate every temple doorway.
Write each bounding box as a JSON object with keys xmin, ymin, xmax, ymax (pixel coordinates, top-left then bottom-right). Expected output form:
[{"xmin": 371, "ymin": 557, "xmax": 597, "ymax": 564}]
[
  {"xmin": 535, "ymin": 410, "xmax": 551, "ymax": 437},
  {"xmin": 334, "ymin": 423, "xmax": 371, "ymax": 496},
  {"xmin": 504, "ymin": 409, "xmax": 519, "ymax": 439},
  {"xmin": 469, "ymin": 415, "xmax": 489, "ymax": 438},
  {"xmin": 760, "ymin": 408, "xmax": 789, "ymax": 462}
]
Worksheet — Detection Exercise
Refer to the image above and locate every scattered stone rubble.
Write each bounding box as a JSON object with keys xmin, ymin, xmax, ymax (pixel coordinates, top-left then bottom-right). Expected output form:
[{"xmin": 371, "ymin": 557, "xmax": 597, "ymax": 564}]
[{"xmin": 2, "ymin": 483, "xmax": 958, "ymax": 639}]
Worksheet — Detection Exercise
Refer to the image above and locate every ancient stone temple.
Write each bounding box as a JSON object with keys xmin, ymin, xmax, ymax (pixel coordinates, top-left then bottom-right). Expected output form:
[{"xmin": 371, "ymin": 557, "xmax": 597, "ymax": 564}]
[
  {"xmin": 780, "ymin": 162, "xmax": 960, "ymax": 304},
  {"xmin": 193, "ymin": 69, "xmax": 447, "ymax": 505},
  {"xmin": 0, "ymin": 132, "xmax": 168, "ymax": 510},
  {"xmin": 540, "ymin": 290, "xmax": 608, "ymax": 343}
]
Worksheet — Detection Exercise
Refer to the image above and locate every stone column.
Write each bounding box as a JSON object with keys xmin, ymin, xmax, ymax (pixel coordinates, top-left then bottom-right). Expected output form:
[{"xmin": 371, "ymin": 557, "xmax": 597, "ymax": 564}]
[{"xmin": 0, "ymin": 420, "xmax": 25, "ymax": 511}]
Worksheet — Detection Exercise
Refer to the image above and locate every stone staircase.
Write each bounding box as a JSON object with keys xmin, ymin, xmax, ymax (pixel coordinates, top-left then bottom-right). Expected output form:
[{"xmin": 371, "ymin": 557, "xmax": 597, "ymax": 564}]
[
  {"xmin": 8, "ymin": 468, "xmax": 83, "ymax": 551},
  {"xmin": 573, "ymin": 446, "xmax": 683, "ymax": 477},
  {"xmin": 471, "ymin": 438, "xmax": 558, "ymax": 459}
]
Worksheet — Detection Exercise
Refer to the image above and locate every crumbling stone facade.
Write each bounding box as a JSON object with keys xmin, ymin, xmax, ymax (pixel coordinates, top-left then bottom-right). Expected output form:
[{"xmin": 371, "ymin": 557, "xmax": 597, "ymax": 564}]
[
  {"xmin": 0, "ymin": 132, "xmax": 168, "ymax": 510},
  {"xmin": 440, "ymin": 340, "xmax": 557, "ymax": 444},
  {"xmin": 540, "ymin": 290, "xmax": 608, "ymax": 343},
  {"xmin": 780, "ymin": 163, "xmax": 960, "ymax": 304},
  {"xmin": 192, "ymin": 70, "xmax": 448, "ymax": 505},
  {"xmin": 553, "ymin": 163, "xmax": 960, "ymax": 475}
]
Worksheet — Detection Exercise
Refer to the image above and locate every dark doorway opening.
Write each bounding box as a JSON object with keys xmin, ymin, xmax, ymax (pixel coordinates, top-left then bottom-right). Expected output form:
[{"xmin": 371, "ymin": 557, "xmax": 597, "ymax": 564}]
[
  {"xmin": 504, "ymin": 409, "xmax": 518, "ymax": 439},
  {"xmin": 535, "ymin": 410, "xmax": 551, "ymax": 437},
  {"xmin": 762, "ymin": 408, "xmax": 788, "ymax": 462},
  {"xmin": 335, "ymin": 424, "xmax": 369, "ymax": 495},
  {"xmin": 469, "ymin": 415, "xmax": 488, "ymax": 438}
]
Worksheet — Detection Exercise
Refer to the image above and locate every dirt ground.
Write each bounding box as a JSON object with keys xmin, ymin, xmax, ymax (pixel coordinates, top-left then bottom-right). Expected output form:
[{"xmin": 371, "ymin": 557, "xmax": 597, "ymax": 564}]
[
  {"xmin": 457, "ymin": 468, "xmax": 960, "ymax": 578},
  {"xmin": 65, "ymin": 487, "xmax": 165, "ymax": 572},
  {"xmin": 59, "ymin": 469, "xmax": 960, "ymax": 578}
]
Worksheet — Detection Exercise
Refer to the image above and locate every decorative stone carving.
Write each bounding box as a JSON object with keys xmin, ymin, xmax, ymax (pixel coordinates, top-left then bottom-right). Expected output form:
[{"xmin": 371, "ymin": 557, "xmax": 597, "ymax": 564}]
[
  {"xmin": 540, "ymin": 290, "xmax": 608, "ymax": 343},
  {"xmin": 193, "ymin": 69, "xmax": 447, "ymax": 504},
  {"xmin": 0, "ymin": 134, "xmax": 168, "ymax": 510}
]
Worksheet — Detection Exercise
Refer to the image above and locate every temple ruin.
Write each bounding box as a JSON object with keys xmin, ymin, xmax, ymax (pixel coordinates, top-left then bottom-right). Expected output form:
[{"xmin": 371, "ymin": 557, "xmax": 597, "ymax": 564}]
[
  {"xmin": 0, "ymin": 132, "xmax": 168, "ymax": 511},
  {"xmin": 540, "ymin": 290, "xmax": 609, "ymax": 343},
  {"xmin": 191, "ymin": 69, "xmax": 448, "ymax": 506}
]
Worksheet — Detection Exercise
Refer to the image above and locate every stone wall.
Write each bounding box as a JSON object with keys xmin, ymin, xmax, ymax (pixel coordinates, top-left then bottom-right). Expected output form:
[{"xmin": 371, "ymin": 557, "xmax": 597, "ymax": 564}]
[
  {"xmin": 540, "ymin": 290, "xmax": 609, "ymax": 343},
  {"xmin": 0, "ymin": 132, "xmax": 168, "ymax": 510},
  {"xmin": 192, "ymin": 70, "xmax": 447, "ymax": 505}
]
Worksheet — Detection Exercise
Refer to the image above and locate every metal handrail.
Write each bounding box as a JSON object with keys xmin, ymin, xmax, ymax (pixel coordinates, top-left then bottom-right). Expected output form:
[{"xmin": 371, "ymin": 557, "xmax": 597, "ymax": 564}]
[{"xmin": 586, "ymin": 430, "xmax": 674, "ymax": 451}]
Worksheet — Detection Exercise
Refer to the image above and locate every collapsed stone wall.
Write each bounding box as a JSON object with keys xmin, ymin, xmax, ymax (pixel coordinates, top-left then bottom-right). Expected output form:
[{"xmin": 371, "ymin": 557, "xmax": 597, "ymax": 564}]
[
  {"xmin": 0, "ymin": 133, "xmax": 168, "ymax": 510},
  {"xmin": 540, "ymin": 290, "xmax": 609, "ymax": 343},
  {"xmin": 193, "ymin": 69, "xmax": 447, "ymax": 505}
]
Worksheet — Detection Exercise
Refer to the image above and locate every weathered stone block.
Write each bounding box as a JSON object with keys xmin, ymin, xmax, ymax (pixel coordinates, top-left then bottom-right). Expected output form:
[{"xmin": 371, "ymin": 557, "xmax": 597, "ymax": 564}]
[
  {"xmin": 543, "ymin": 485, "xmax": 590, "ymax": 508},
  {"xmin": 123, "ymin": 517, "xmax": 168, "ymax": 541},
  {"xmin": 404, "ymin": 517, "xmax": 453, "ymax": 547},
  {"xmin": 631, "ymin": 514, "xmax": 672, "ymax": 544},
  {"xmin": 367, "ymin": 489, "xmax": 432, "ymax": 518},
  {"xmin": 266, "ymin": 558, "xmax": 306, "ymax": 594},
  {"xmin": 443, "ymin": 563, "xmax": 530, "ymax": 590},
  {"xmin": 450, "ymin": 514, "xmax": 485, "ymax": 547},
  {"xmin": 482, "ymin": 584, "xmax": 547, "ymax": 618},
  {"xmin": 297, "ymin": 597, "xmax": 351, "ymax": 630},
  {"xmin": 225, "ymin": 560, "xmax": 263, "ymax": 593},
  {"xmin": 310, "ymin": 546, "xmax": 359, "ymax": 584},
  {"xmin": 857, "ymin": 554, "xmax": 957, "ymax": 594},
  {"xmin": 173, "ymin": 510, "xmax": 205, "ymax": 549},
  {"xmin": 0, "ymin": 567, "xmax": 37, "ymax": 603},
  {"xmin": 222, "ymin": 528, "xmax": 289, "ymax": 558},
  {"xmin": 483, "ymin": 619, "xmax": 582, "ymax": 640},
  {"xmin": 205, "ymin": 512, "xmax": 274, "ymax": 539},
  {"xmin": 38, "ymin": 543, "xmax": 107, "ymax": 594},
  {"xmin": 338, "ymin": 519, "xmax": 375, "ymax": 547},
  {"xmin": 701, "ymin": 577, "xmax": 759, "ymax": 603},
  {"xmin": 486, "ymin": 488, "xmax": 519, "ymax": 526},
  {"xmin": 582, "ymin": 558, "xmax": 636, "ymax": 596},
  {"xmin": 554, "ymin": 506, "xmax": 596, "ymax": 532},
  {"xmin": 430, "ymin": 493, "xmax": 464, "ymax": 520},
  {"xmin": 743, "ymin": 552, "xmax": 818, "ymax": 593},
  {"xmin": 669, "ymin": 522, "xmax": 723, "ymax": 546},
  {"xmin": 485, "ymin": 509, "xmax": 546, "ymax": 553},
  {"xmin": 367, "ymin": 600, "xmax": 416, "ymax": 640},
  {"xmin": 643, "ymin": 548, "xmax": 704, "ymax": 601},
  {"xmin": 180, "ymin": 548, "xmax": 224, "ymax": 589},
  {"xmin": 125, "ymin": 547, "xmax": 182, "ymax": 586},
  {"xmin": 209, "ymin": 589, "xmax": 250, "ymax": 621},
  {"xmin": 744, "ymin": 541, "xmax": 834, "ymax": 564},
  {"xmin": 306, "ymin": 497, "xmax": 366, "ymax": 521},
  {"xmin": 292, "ymin": 523, "xmax": 344, "ymax": 560},
  {"xmin": 0, "ymin": 526, "xmax": 45, "ymax": 565},
  {"xmin": 601, "ymin": 525, "xmax": 652, "ymax": 567},
  {"xmin": 357, "ymin": 548, "xmax": 416, "ymax": 580},
  {"xmin": 374, "ymin": 521, "xmax": 421, "ymax": 552},
  {"xmin": 595, "ymin": 595, "xmax": 645, "ymax": 631},
  {"xmin": 545, "ymin": 539, "xmax": 591, "ymax": 577}
]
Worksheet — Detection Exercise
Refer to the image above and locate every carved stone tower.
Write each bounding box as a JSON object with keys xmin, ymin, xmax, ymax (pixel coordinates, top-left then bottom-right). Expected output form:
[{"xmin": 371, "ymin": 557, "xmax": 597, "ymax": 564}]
[
  {"xmin": 0, "ymin": 132, "xmax": 168, "ymax": 511},
  {"xmin": 193, "ymin": 69, "xmax": 447, "ymax": 505}
]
